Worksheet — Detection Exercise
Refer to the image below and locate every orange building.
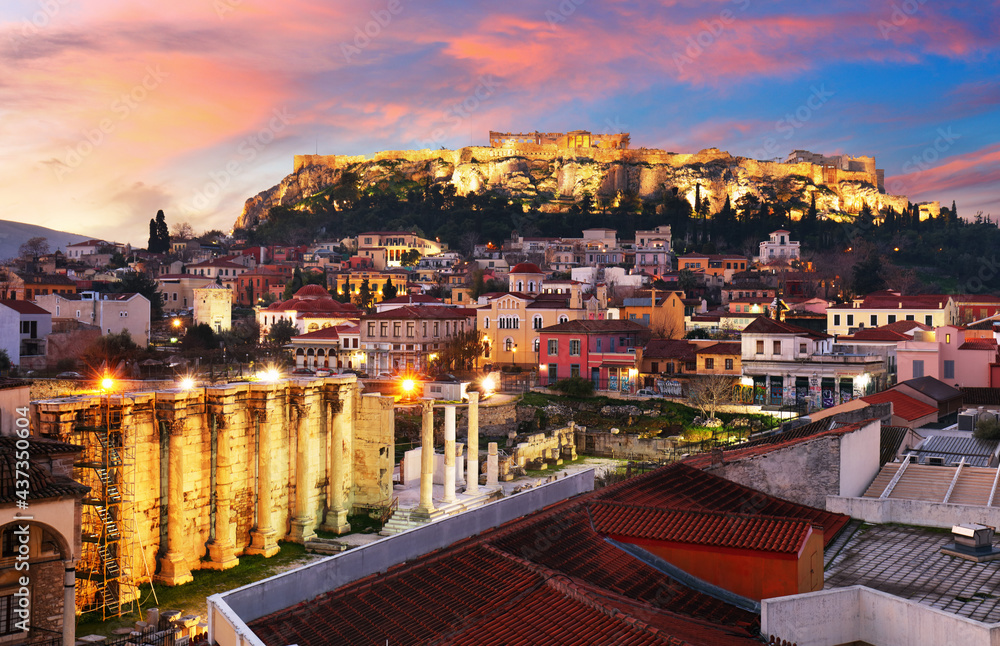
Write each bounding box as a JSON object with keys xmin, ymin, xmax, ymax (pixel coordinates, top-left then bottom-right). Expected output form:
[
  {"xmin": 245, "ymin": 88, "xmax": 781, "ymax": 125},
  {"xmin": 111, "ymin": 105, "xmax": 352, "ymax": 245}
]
[{"xmin": 590, "ymin": 502, "xmax": 824, "ymax": 601}]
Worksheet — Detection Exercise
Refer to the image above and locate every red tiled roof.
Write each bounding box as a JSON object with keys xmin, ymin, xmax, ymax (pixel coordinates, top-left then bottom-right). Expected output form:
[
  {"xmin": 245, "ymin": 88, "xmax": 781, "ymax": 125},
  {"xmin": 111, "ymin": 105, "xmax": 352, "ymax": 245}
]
[
  {"xmin": 845, "ymin": 328, "xmax": 910, "ymax": 341},
  {"xmin": 186, "ymin": 258, "xmax": 245, "ymax": 268},
  {"xmin": 290, "ymin": 324, "xmax": 358, "ymax": 341},
  {"xmin": 510, "ymin": 262, "xmax": 544, "ymax": 274},
  {"xmin": 831, "ymin": 293, "xmax": 951, "ymax": 310},
  {"xmin": 598, "ymin": 462, "xmax": 850, "ymax": 548},
  {"xmin": 959, "ymin": 338, "xmax": 999, "ymax": 351},
  {"xmin": 743, "ymin": 316, "xmax": 830, "ymax": 339},
  {"xmin": 861, "ymin": 391, "xmax": 938, "ymax": 421},
  {"xmin": 589, "ymin": 502, "xmax": 813, "ymax": 554},
  {"xmin": 365, "ymin": 306, "xmax": 476, "ymax": 320},
  {"xmin": 0, "ymin": 299, "xmax": 49, "ymax": 315},
  {"xmin": 543, "ymin": 319, "xmax": 650, "ymax": 334},
  {"xmin": 380, "ymin": 294, "xmax": 445, "ymax": 304},
  {"xmin": 696, "ymin": 342, "xmax": 741, "ymax": 356}
]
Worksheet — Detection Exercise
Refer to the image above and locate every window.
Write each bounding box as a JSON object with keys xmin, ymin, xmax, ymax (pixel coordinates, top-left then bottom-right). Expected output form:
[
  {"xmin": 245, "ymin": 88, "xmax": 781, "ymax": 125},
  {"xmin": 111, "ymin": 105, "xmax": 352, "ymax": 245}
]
[
  {"xmin": 870, "ymin": 314, "xmax": 878, "ymax": 327},
  {"xmin": 484, "ymin": 318, "xmax": 489, "ymax": 329},
  {"xmin": 833, "ymin": 314, "xmax": 841, "ymax": 326},
  {"xmin": 651, "ymin": 361, "xmax": 659, "ymax": 373},
  {"xmin": 905, "ymin": 314, "xmax": 914, "ymax": 321},
  {"xmin": 548, "ymin": 364, "xmax": 558, "ymax": 381},
  {"xmin": 393, "ymin": 323, "xmax": 401, "ymax": 337},
  {"xmin": 596, "ymin": 339, "xmax": 602, "ymax": 352},
  {"xmin": 380, "ymin": 323, "xmax": 388, "ymax": 337},
  {"xmin": 570, "ymin": 364, "xmax": 580, "ymax": 378},
  {"xmin": 569, "ymin": 340, "xmax": 581, "ymax": 356},
  {"xmin": 799, "ymin": 343, "xmax": 807, "ymax": 354},
  {"xmin": 705, "ymin": 357, "xmax": 714, "ymax": 369},
  {"xmin": 944, "ymin": 360, "xmax": 955, "ymax": 379},
  {"xmin": 548, "ymin": 339, "xmax": 559, "ymax": 355},
  {"xmin": 925, "ymin": 315, "xmax": 933, "ymax": 325},
  {"xmin": 533, "ymin": 315, "xmax": 542, "ymax": 329},
  {"xmin": 913, "ymin": 359, "xmax": 924, "ymax": 378},
  {"xmin": 725, "ymin": 358, "xmax": 733, "ymax": 370},
  {"xmin": 504, "ymin": 338, "xmax": 514, "ymax": 352},
  {"xmin": 406, "ymin": 323, "xmax": 414, "ymax": 338},
  {"xmin": 888, "ymin": 315, "xmax": 896, "ymax": 324},
  {"xmin": 533, "ymin": 338, "xmax": 539, "ymax": 352},
  {"xmin": 773, "ymin": 341, "xmax": 781, "ymax": 354},
  {"xmin": 756, "ymin": 340, "xmax": 764, "ymax": 355},
  {"xmin": 434, "ymin": 322, "xmax": 439, "ymax": 336},
  {"xmin": 558, "ymin": 315, "xmax": 569, "ymax": 324},
  {"xmin": 946, "ymin": 333, "xmax": 951, "ymax": 344},
  {"xmin": 847, "ymin": 314, "xmax": 854, "ymax": 327}
]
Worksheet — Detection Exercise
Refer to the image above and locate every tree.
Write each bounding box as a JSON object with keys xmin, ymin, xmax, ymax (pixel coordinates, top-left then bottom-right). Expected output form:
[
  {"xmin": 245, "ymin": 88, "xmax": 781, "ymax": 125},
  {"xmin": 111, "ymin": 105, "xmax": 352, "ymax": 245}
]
[
  {"xmin": 552, "ymin": 376, "xmax": 595, "ymax": 397},
  {"xmin": 181, "ymin": 323, "xmax": 218, "ymax": 351},
  {"xmin": 468, "ymin": 269, "xmax": 487, "ymax": 300},
  {"xmin": 148, "ymin": 210, "xmax": 170, "ymax": 253},
  {"xmin": 381, "ymin": 280, "xmax": 398, "ymax": 300},
  {"xmin": 974, "ymin": 413, "xmax": 1000, "ymax": 441},
  {"xmin": 851, "ymin": 251, "xmax": 885, "ymax": 296},
  {"xmin": 19, "ymin": 236, "xmax": 50, "ymax": 260},
  {"xmin": 171, "ymin": 221, "xmax": 195, "ymax": 240},
  {"xmin": 106, "ymin": 270, "xmax": 165, "ymax": 320},
  {"xmin": 82, "ymin": 330, "xmax": 141, "ymax": 370},
  {"xmin": 266, "ymin": 318, "xmax": 298, "ymax": 346},
  {"xmin": 400, "ymin": 249, "xmax": 421, "ymax": 267},
  {"xmin": 0, "ymin": 349, "xmax": 10, "ymax": 373},
  {"xmin": 354, "ymin": 278, "xmax": 375, "ymax": 311},
  {"xmin": 439, "ymin": 328, "xmax": 486, "ymax": 371},
  {"xmin": 687, "ymin": 374, "xmax": 736, "ymax": 421}
]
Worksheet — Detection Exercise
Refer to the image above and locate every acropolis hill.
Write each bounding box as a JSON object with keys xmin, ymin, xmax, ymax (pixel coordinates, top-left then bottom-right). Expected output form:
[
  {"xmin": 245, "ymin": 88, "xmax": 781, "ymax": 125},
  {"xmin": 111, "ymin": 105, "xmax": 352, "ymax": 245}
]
[{"xmin": 234, "ymin": 130, "xmax": 911, "ymax": 230}]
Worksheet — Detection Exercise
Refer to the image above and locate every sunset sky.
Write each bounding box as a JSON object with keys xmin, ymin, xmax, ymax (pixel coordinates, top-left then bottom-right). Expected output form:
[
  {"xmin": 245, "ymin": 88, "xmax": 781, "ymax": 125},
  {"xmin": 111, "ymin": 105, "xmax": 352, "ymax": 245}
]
[{"xmin": 1, "ymin": 0, "xmax": 998, "ymax": 247}]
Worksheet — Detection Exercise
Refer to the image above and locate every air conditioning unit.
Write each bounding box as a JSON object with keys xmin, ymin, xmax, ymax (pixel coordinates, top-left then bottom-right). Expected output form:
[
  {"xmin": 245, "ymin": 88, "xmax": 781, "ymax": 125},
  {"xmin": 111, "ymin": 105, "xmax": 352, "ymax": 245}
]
[{"xmin": 958, "ymin": 411, "xmax": 980, "ymax": 432}]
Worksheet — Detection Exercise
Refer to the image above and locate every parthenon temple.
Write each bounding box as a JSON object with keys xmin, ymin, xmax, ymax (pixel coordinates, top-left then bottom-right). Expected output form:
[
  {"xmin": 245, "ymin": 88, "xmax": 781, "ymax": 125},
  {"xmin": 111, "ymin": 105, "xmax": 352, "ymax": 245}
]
[{"xmin": 489, "ymin": 130, "xmax": 630, "ymax": 150}]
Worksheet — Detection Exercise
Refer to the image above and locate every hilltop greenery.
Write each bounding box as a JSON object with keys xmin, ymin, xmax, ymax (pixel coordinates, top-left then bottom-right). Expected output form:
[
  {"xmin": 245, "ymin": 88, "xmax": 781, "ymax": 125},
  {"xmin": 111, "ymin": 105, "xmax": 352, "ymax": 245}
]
[{"xmin": 235, "ymin": 173, "xmax": 1000, "ymax": 296}]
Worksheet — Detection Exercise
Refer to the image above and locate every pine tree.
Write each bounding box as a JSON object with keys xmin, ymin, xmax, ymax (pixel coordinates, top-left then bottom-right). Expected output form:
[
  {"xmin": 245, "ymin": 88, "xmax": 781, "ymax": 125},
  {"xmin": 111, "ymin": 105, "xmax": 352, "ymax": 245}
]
[
  {"xmin": 148, "ymin": 219, "xmax": 158, "ymax": 252},
  {"xmin": 154, "ymin": 210, "xmax": 170, "ymax": 253},
  {"xmin": 381, "ymin": 280, "xmax": 398, "ymax": 300},
  {"xmin": 951, "ymin": 200, "xmax": 958, "ymax": 223}
]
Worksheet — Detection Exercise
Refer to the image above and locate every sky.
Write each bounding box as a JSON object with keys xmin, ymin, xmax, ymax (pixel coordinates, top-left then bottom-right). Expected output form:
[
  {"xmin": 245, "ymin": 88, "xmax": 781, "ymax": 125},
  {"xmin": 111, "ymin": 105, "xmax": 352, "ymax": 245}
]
[{"xmin": 1, "ymin": 0, "xmax": 998, "ymax": 247}]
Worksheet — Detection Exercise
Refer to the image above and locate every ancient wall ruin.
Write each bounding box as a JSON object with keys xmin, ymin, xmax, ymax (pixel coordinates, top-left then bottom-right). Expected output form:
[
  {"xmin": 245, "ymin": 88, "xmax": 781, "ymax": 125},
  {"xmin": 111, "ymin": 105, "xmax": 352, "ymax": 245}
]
[{"xmin": 32, "ymin": 376, "xmax": 394, "ymax": 601}]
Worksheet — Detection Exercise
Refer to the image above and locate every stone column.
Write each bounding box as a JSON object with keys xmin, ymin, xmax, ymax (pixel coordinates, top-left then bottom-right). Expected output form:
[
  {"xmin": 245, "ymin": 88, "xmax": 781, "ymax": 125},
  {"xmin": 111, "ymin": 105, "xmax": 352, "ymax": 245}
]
[
  {"xmin": 62, "ymin": 562, "xmax": 75, "ymax": 646},
  {"xmin": 290, "ymin": 396, "xmax": 317, "ymax": 543},
  {"xmin": 247, "ymin": 390, "xmax": 280, "ymax": 557},
  {"xmin": 443, "ymin": 405, "xmax": 457, "ymax": 503},
  {"xmin": 487, "ymin": 442, "xmax": 499, "ymax": 486},
  {"xmin": 156, "ymin": 417, "xmax": 193, "ymax": 585},
  {"xmin": 206, "ymin": 390, "xmax": 238, "ymax": 569},
  {"xmin": 322, "ymin": 384, "xmax": 351, "ymax": 534},
  {"xmin": 466, "ymin": 392, "xmax": 479, "ymax": 494},
  {"xmin": 415, "ymin": 399, "xmax": 436, "ymax": 515}
]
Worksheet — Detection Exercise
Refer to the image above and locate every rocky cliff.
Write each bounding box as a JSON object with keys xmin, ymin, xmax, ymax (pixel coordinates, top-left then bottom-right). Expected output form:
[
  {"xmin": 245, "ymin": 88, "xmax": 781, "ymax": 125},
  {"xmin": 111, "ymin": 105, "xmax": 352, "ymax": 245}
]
[{"xmin": 234, "ymin": 147, "xmax": 909, "ymax": 231}]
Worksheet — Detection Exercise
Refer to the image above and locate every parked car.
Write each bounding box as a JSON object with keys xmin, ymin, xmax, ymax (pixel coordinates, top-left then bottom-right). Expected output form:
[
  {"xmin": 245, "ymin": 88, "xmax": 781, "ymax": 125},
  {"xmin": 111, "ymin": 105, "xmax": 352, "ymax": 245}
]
[
  {"xmin": 315, "ymin": 369, "xmax": 332, "ymax": 377},
  {"xmin": 635, "ymin": 388, "xmax": 659, "ymax": 397},
  {"xmin": 376, "ymin": 372, "xmax": 394, "ymax": 380},
  {"xmin": 56, "ymin": 371, "xmax": 83, "ymax": 379},
  {"xmin": 291, "ymin": 368, "xmax": 316, "ymax": 375}
]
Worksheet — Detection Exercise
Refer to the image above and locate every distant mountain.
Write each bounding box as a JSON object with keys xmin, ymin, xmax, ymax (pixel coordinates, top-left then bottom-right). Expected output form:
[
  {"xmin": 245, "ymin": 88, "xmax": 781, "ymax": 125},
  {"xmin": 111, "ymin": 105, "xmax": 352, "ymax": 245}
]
[{"xmin": 0, "ymin": 219, "xmax": 91, "ymax": 262}]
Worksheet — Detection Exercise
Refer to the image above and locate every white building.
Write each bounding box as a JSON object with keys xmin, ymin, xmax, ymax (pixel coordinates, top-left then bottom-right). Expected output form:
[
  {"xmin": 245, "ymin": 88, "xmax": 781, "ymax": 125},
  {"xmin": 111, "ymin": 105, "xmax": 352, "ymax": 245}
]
[
  {"xmin": 757, "ymin": 229, "xmax": 800, "ymax": 263},
  {"xmin": 194, "ymin": 284, "xmax": 232, "ymax": 333},
  {"xmin": 35, "ymin": 291, "xmax": 151, "ymax": 345},
  {"xmin": 0, "ymin": 299, "xmax": 51, "ymax": 367}
]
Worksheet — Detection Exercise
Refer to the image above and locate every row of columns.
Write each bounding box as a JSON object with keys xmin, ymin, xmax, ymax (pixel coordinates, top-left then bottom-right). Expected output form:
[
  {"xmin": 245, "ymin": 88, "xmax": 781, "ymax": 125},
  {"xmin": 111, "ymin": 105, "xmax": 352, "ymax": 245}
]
[
  {"xmin": 415, "ymin": 392, "xmax": 494, "ymax": 517},
  {"xmin": 156, "ymin": 380, "xmax": 358, "ymax": 585}
]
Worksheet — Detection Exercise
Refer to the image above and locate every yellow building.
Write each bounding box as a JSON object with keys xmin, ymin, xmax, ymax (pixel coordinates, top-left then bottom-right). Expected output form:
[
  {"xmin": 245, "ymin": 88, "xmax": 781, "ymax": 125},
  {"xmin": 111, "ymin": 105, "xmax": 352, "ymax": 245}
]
[
  {"xmin": 330, "ymin": 268, "xmax": 410, "ymax": 303},
  {"xmin": 618, "ymin": 291, "xmax": 686, "ymax": 339}
]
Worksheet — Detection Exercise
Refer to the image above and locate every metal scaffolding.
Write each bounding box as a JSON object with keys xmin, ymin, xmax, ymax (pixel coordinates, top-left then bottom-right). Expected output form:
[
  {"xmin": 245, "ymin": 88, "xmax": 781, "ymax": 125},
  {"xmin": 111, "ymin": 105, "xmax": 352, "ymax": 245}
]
[{"xmin": 71, "ymin": 393, "xmax": 138, "ymax": 619}]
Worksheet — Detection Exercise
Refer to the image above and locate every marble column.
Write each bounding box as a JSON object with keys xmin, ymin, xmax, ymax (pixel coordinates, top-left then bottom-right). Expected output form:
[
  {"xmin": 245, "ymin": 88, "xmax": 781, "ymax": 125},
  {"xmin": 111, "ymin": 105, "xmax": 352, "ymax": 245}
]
[
  {"xmin": 322, "ymin": 385, "xmax": 351, "ymax": 534},
  {"xmin": 247, "ymin": 395, "xmax": 280, "ymax": 556},
  {"xmin": 290, "ymin": 398, "xmax": 317, "ymax": 543},
  {"xmin": 62, "ymin": 562, "xmax": 75, "ymax": 646},
  {"xmin": 156, "ymin": 417, "xmax": 193, "ymax": 584},
  {"xmin": 466, "ymin": 392, "xmax": 479, "ymax": 494},
  {"xmin": 206, "ymin": 394, "xmax": 238, "ymax": 569},
  {"xmin": 487, "ymin": 442, "xmax": 499, "ymax": 486},
  {"xmin": 415, "ymin": 399, "xmax": 435, "ymax": 514},
  {"xmin": 443, "ymin": 405, "xmax": 457, "ymax": 503}
]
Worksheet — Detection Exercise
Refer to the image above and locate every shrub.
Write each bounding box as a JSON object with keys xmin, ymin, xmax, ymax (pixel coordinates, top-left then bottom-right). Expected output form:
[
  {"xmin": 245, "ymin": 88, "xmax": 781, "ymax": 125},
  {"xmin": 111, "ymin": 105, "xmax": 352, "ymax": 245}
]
[
  {"xmin": 551, "ymin": 376, "xmax": 595, "ymax": 398},
  {"xmin": 974, "ymin": 413, "xmax": 1000, "ymax": 440}
]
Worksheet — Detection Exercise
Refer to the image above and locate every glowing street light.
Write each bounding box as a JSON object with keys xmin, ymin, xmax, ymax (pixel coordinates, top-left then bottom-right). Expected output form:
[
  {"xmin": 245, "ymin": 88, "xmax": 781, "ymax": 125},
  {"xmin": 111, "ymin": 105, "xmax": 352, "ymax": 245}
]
[
  {"xmin": 100, "ymin": 376, "xmax": 114, "ymax": 391},
  {"xmin": 482, "ymin": 375, "xmax": 496, "ymax": 393},
  {"xmin": 179, "ymin": 377, "xmax": 195, "ymax": 390},
  {"xmin": 402, "ymin": 378, "xmax": 415, "ymax": 394}
]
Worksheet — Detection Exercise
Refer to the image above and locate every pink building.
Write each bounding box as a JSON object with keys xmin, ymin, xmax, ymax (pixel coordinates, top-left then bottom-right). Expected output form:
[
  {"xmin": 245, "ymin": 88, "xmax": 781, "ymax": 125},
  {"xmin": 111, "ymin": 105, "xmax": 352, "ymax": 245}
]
[
  {"xmin": 896, "ymin": 325, "xmax": 1000, "ymax": 387},
  {"xmin": 538, "ymin": 320, "xmax": 650, "ymax": 393}
]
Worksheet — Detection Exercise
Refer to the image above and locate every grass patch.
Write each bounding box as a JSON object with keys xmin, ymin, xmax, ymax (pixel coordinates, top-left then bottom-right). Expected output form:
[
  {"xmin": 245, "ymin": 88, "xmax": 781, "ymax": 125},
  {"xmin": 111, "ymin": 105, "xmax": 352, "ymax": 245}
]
[
  {"xmin": 76, "ymin": 541, "xmax": 316, "ymax": 638},
  {"xmin": 523, "ymin": 454, "xmax": 588, "ymax": 477}
]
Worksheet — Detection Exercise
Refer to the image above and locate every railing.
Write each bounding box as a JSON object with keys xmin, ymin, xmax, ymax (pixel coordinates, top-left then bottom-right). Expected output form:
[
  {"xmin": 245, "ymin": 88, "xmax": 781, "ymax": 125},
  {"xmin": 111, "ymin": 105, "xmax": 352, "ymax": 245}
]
[{"xmin": 379, "ymin": 497, "xmax": 399, "ymax": 526}]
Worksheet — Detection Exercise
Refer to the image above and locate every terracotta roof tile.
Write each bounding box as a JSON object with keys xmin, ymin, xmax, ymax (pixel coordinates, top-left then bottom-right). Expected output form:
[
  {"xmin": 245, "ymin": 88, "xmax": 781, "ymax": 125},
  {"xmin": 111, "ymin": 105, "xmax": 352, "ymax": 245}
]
[
  {"xmin": 959, "ymin": 338, "xmax": 999, "ymax": 351},
  {"xmin": 589, "ymin": 502, "xmax": 813, "ymax": 553},
  {"xmin": 862, "ymin": 391, "xmax": 938, "ymax": 421}
]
